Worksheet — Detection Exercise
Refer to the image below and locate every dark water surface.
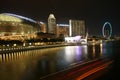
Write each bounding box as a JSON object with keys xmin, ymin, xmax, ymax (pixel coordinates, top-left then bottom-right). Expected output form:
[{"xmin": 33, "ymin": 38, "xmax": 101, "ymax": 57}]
[
  {"xmin": 96, "ymin": 40, "xmax": 120, "ymax": 80},
  {"xmin": 0, "ymin": 41, "xmax": 116, "ymax": 80}
]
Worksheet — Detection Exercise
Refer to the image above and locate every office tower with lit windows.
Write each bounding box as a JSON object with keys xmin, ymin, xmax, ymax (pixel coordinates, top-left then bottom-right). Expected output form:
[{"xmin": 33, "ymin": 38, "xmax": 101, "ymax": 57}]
[
  {"xmin": 48, "ymin": 14, "xmax": 56, "ymax": 34},
  {"xmin": 69, "ymin": 19, "xmax": 85, "ymax": 37},
  {"xmin": 56, "ymin": 24, "xmax": 69, "ymax": 38}
]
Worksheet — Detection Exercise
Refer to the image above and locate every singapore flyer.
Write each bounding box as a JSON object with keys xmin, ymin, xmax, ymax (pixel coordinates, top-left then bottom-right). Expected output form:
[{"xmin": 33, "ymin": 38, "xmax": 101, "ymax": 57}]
[{"xmin": 102, "ymin": 22, "xmax": 112, "ymax": 38}]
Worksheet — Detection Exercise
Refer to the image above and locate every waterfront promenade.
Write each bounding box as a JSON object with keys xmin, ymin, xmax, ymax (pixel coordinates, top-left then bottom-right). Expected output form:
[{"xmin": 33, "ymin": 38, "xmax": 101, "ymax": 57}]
[
  {"xmin": 0, "ymin": 39, "xmax": 113, "ymax": 54},
  {"xmin": 0, "ymin": 43, "xmax": 70, "ymax": 54}
]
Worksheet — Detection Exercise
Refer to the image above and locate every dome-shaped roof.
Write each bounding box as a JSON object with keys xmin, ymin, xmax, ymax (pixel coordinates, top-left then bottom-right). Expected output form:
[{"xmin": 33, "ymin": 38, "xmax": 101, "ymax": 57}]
[
  {"xmin": 48, "ymin": 14, "xmax": 55, "ymax": 19},
  {"xmin": 0, "ymin": 13, "xmax": 36, "ymax": 23}
]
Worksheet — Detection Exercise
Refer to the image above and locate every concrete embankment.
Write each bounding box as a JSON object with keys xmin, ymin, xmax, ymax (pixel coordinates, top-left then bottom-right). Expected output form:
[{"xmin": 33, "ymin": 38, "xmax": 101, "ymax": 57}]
[{"xmin": 0, "ymin": 44, "xmax": 71, "ymax": 54}]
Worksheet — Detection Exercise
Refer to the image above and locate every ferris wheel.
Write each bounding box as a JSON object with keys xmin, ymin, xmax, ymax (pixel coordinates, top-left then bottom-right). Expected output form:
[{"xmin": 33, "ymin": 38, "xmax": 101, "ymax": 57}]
[{"xmin": 102, "ymin": 22, "xmax": 112, "ymax": 38}]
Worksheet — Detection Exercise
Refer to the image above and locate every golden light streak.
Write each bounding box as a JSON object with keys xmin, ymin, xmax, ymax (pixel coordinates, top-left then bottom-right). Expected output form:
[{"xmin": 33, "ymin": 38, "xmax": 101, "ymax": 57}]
[{"xmin": 76, "ymin": 61, "xmax": 113, "ymax": 80}]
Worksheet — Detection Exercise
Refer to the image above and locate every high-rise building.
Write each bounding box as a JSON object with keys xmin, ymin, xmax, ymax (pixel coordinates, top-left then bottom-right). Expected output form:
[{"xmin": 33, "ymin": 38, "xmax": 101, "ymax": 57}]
[
  {"xmin": 48, "ymin": 14, "xmax": 56, "ymax": 34},
  {"xmin": 56, "ymin": 24, "xmax": 69, "ymax": 38},
  {"xmin": 69, "ymin": 19, "xmax": 85, "ymax": 37}
]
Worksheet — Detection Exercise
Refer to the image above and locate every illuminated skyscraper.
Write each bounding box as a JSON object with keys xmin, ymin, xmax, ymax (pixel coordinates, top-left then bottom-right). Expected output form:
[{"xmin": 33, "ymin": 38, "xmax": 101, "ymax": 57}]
[
  {"xmin": 56, "ymin": 24, "xmax": 69, "ymax": 38},
  {"xmin": 48, "ymin": 14, "xmax": 56, "ymax": 34},
  {"xmin": 69, "ymin": 19, "xmax": 85, "ymax": 37}
]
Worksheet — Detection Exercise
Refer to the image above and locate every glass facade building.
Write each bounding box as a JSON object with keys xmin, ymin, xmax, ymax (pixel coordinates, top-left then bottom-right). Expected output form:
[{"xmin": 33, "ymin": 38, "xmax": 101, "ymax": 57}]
[{"xmin": 69, "ymin": 19, "xmax": 85, "ymax": 37}]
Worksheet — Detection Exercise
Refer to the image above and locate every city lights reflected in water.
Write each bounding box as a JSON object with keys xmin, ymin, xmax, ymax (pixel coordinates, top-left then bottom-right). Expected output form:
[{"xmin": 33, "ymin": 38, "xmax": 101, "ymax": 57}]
[
  {"xmin": 0, "ymin": 42, "xmax": 114, "ymax": 80},
  {"xmin": 92, "ymin": 44, "xmax": 96, "ymax": 58},
  {"xmin": 83, "ymin": 45, "xmax": 88, "ymax": 60},
  {"xmin": 65, "ymin": 46, "xmax": 88, "ymax": 62},
  {"xmin": 100, "ymin": 43, "xmax": 103, "ymax": 57},
  {"xmin": 65, "ymin": 46, "xmax": 75, "ymax": 62}
]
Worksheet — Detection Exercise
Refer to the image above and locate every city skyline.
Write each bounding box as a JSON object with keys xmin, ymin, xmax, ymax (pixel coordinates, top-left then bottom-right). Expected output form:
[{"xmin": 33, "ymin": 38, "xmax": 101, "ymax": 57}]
[{"xmin": 0, "ymin": 0, "xmax": 119, "ymax": 36}]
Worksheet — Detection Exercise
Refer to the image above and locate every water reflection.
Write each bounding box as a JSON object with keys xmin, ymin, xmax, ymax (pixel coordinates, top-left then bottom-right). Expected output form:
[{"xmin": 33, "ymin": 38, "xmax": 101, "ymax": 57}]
[
  {"xmin": 100, "ymin": 43, "xmax": 103, "ymax": 57},
  {"xmin": 64, "ymin": 45, "xmax": 88, "ymax": 63},
  {"xmin": 0, "ymin": 42, "xmax": 114, "ymax": 80},
  {"xmin": 102, "ymin": 41, "xmax": 113, "ymax": 58},
  {"xmin": 92, "ymin": 44, "xmax": 96, "ymax": 58}
]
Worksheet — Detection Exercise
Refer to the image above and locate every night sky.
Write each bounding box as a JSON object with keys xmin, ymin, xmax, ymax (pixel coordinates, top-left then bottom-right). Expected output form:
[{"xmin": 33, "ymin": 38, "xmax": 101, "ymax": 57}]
[{"xmin": 0, "ymin": 0, "xmax": 119, "ymax": 36}]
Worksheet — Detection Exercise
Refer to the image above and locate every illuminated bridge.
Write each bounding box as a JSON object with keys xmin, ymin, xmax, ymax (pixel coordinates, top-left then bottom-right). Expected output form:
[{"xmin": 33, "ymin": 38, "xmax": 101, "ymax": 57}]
[{"xmin": 0, "ymin": 13, "xmax": 40, "ymax": 41}]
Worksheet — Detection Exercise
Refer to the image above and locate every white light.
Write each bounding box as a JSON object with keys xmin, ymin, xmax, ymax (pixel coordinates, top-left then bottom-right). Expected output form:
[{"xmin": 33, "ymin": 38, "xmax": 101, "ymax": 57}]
[
  {"xmin": 57, "ymin": 24, "xmax": 69, "ymax": 27},
  {"xmin": 13, "ymin": 44, "xmax": 17, "ymax": 47},
  {"xmin": 39, "ymin": 21, "xmax": 44, "ymax": 24},
  {"xmin": 69, "ymin": 20, "xmax": 72, "ymax": 36},
  {"xmin": 23, "ymin": 43, "xmax": 26, "ymax": 46},
  {"xmin": 7, "ymin": 44, "xmax": 9, "ymax": 47},
  {"xmin": 29, "ymin": 43, "xmax": 32, "ymax": 46}
]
